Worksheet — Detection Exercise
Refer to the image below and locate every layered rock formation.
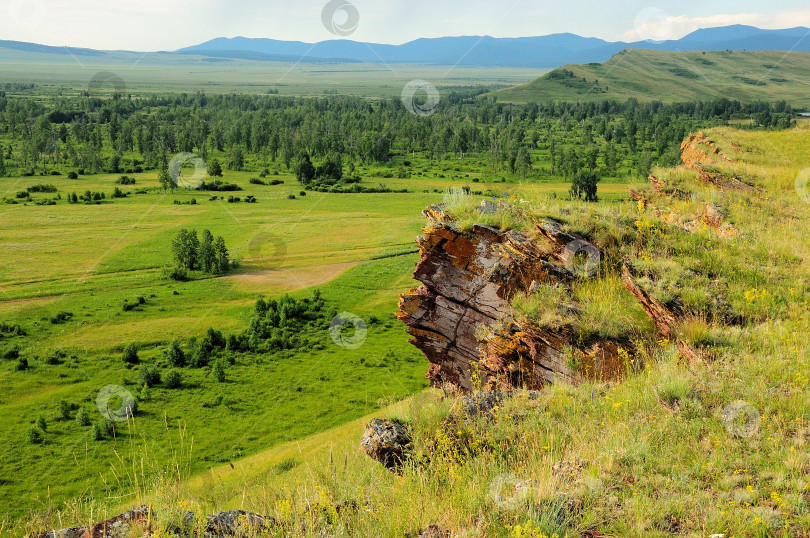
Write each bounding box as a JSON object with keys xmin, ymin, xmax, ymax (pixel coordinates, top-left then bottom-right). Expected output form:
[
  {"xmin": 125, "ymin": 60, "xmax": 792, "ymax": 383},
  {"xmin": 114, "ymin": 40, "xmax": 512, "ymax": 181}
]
[{"xmin": 397, "ymin": 205, "xmax": 630, "ymax": 392}]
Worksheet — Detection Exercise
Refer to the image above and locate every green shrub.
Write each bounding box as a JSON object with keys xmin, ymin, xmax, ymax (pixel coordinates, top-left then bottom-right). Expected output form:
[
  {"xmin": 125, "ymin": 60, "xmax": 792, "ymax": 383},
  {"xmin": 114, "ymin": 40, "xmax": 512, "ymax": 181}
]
[
  {"xmin": 138, "ymin": 365, "xmax": 161, "ymax": 387},
  {"xmin": 122, "ymin": 343, "xmax": 139, "ymax": 365},
  {"xmin": 49, "ymin": 311, "xmax": 74, "ymax": 324},
  {"xmin": 57, "ymin": 400, "xmax": 72, "ymax": 420},
  {"xmin": 92, "ymin": 422, "xmax": 105, "ymax": 441},
  {"xmin": 15, "ymin": 357, "xmax": 28, "ymax": 371},
  {"xmin": 212, "ymin": 360, "xmax": 226, "ymax": 383},
  {"xmin": 26, "ymin": 427, "xmax": 43, "ymax": 445},
  {"xmin": 164, "ymin": 370, "xmax": 182, "ymax": 389},
  {"xmin": 36, "ymin": 416, "xmax": 47, "ymax": 432},
  {"xmin": 75, "ymin": 408, "xmax": 90, "ymax": 427},
  {"xmin": 164, "ymin": 266, "xmax": 189, "ymax": 282}
]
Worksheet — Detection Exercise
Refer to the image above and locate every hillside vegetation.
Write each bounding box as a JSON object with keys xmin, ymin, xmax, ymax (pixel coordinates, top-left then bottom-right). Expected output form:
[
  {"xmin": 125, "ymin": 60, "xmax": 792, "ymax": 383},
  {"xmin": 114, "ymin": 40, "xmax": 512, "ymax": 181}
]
[
  {"xmin": 495, "ymin": 50, "xmax": 810, "ymax": 107},
  {"xmin": 22, "ymin": 126, "xmax": 810, "ymax": 537}
]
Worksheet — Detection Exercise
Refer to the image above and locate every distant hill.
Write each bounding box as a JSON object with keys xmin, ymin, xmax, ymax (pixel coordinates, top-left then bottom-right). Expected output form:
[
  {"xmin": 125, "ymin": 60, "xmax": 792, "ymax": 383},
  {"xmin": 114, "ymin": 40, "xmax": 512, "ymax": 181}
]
[
  {"xmin": 0, "ymin": 39, "xmax": 106, "ymax": 57},
  {"xmin": 177, "ymin": 25, "xmax": 810, "ymax": 67},
  {"xmin": 493, "ymin": 49, "xmax": 810, "ymax": 106},
  {"xmin": 2, "ymin": 25, "xmax": 809, "ymax": 68}
]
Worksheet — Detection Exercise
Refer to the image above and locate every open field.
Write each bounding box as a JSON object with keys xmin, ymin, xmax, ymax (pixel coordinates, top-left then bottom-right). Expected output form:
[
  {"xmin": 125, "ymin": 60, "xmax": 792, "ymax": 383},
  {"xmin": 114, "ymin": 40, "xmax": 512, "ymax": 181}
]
[
  {"xmin": 0, "ymin": 49, "xmax": 541, "ymax": 97},
  {"xmin": 0, "ymin": 155, "xmax": 634, "ymax": 523}
]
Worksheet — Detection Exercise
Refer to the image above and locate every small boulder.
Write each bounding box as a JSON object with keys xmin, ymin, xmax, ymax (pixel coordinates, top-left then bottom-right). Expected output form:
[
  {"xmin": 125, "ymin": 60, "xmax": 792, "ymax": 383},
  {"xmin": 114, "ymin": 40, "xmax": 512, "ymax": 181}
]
[
  {"xmin": 204, "ymin": 510, "xmax": 275, "ymax": 536},
  {"xmin": 477, "ymin": 200, "xmax": 497, "ymax": 214},
  {"xmin": 413, "ymin": 525, "xmax": 450, "ymax": 538},
  {"xmin": 30, "ymin": 506, "xmax": 151, "ymax": 538},
  {"xmin": 360, "ymin": 419, "xmax": 412, "ymax": 471}
]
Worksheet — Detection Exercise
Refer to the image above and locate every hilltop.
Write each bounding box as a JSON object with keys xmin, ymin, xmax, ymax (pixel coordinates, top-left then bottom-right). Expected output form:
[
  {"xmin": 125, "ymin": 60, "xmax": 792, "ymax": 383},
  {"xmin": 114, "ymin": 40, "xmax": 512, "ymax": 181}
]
[{"xmin": 494, "ymin": 49, "xmax": 810, "ymax": 106}]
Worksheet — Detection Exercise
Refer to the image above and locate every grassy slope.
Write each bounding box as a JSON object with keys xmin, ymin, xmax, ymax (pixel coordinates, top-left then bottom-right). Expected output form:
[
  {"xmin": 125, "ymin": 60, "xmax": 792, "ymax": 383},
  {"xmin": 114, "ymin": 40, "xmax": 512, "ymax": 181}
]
[
  {"xmin": 494, "ymin": 49, "xmax": 810, "ymax": 106},
  {"xmin": 48, "ymin": 125, "xmax": 810, "ymax": 538}
]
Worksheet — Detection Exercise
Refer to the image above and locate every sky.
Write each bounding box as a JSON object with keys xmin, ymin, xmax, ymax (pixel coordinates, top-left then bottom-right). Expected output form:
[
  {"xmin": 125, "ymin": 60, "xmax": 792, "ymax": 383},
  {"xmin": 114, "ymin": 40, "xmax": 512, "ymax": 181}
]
[{"xmin": 1, "ymin": 0, "xmax": 810, "ymax": 51}]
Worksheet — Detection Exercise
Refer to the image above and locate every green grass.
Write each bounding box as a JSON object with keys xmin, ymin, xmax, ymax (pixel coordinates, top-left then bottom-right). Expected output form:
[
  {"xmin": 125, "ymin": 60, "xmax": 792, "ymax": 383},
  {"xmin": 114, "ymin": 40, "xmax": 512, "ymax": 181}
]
[
  {"xmin": 494, "ymin": 50, "xmax": 810, "ymax": 106},
  {"xmin": 0, "ymin": 149, "xmax": 635, "ymax": 525},
  {"xmin": 51, "ymin": 124, "xmax": 807, "ymax": 538}
]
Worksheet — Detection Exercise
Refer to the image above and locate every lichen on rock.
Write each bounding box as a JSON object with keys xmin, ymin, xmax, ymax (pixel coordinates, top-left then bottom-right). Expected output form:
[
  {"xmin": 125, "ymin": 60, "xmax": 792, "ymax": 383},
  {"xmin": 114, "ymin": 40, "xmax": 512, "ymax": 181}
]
[{"xmin": 398, "ymin": 204, "xmax": 633, "ymax": 392}]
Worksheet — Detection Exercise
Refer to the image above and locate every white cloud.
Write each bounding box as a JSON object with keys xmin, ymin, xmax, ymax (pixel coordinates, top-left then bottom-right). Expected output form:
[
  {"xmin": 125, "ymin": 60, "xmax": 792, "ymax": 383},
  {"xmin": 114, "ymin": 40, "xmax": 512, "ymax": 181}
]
[{"xmin": 621, "ymin": 8, "xmax": 810, "ymax": 42}]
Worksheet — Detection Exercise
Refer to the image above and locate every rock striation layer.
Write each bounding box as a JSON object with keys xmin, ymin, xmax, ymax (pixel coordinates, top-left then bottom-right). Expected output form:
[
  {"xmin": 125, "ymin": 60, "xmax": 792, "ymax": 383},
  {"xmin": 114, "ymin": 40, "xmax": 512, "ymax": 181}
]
[{"xmin": 397, "ymin": 205, "xmax": 629, "ymax": 392}]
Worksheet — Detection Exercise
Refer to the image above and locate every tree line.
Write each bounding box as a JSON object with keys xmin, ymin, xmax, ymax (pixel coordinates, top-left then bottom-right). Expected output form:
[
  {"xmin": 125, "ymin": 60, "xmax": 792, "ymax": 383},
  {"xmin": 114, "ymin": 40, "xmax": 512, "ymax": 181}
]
[{"xmin": 0, "ymin": 91, "xmax": 797, "ymax": 193}]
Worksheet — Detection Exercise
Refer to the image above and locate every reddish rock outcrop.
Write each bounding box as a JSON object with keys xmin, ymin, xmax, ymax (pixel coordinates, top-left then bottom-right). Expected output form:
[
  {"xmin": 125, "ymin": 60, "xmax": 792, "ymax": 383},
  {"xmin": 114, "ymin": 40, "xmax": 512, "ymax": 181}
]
[
  {"xmin": 398, "ymin": 206, "xmax": 630, "ymax": 392},
  {"xmin": 621, "ymin": 264, "xmax": 702, "ymax": 365},
  {"xmin": 681, "ymin": 133, "xmax": 755, "ymax": 192}
]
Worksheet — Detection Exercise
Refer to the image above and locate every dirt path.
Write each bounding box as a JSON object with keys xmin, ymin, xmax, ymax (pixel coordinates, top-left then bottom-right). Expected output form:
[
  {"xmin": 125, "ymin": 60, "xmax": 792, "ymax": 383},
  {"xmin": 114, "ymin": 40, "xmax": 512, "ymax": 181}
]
[{"xmin": 228, "ymin": 261, "xmax": 361, "ymax": 291}]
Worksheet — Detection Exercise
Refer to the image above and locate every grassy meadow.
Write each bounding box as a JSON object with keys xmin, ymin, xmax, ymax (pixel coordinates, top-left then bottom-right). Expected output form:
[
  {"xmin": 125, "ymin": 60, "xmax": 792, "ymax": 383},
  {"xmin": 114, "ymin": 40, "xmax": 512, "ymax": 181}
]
[
  {"xmin": 0, "ymin": 144, "xmax": 634, "ymax": 527},
  {"xmin": 26, "ymin": 124, "xmax": 805, "ymax": 538},
  {"xmin": 0, "ymin": 49, "xmax": 541, "ymax": 97}
]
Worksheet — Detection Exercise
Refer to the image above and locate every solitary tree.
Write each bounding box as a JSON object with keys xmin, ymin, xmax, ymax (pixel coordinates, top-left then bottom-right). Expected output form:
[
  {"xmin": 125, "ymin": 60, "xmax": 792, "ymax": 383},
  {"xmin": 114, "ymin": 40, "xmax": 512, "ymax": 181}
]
[
  {"xmin": 76, "ymin": 408, "xmax": 91, "ymax": 427},
  {"xmin": 57, "ymin": 400, "xmax": 71, "ymax": 420},
  {"xmin": 164, "ymin": 370, "xmax": 183, "ymax": 389},
  {"xmin": 570, "ymin": 169, "xmax": 600, "ymax": 202},
  {"xmin": 209, "ymin": 158, "xmax": 223, "ymax": 177},
  {"xmin": 295, "ymin": 153, "xmax": 316, "ymax": 186}
]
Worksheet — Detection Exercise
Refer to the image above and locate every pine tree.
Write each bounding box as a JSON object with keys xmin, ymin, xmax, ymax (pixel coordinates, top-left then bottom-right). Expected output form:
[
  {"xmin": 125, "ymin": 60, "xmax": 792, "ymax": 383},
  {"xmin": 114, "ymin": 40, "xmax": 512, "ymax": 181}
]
[
  {"xmin": 208, "ymin": 158, "xmax": 223, "ymax": 177},
  {"xmin": 164, "ymin": 340, "xmax": 186, "ymax": 367}
]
